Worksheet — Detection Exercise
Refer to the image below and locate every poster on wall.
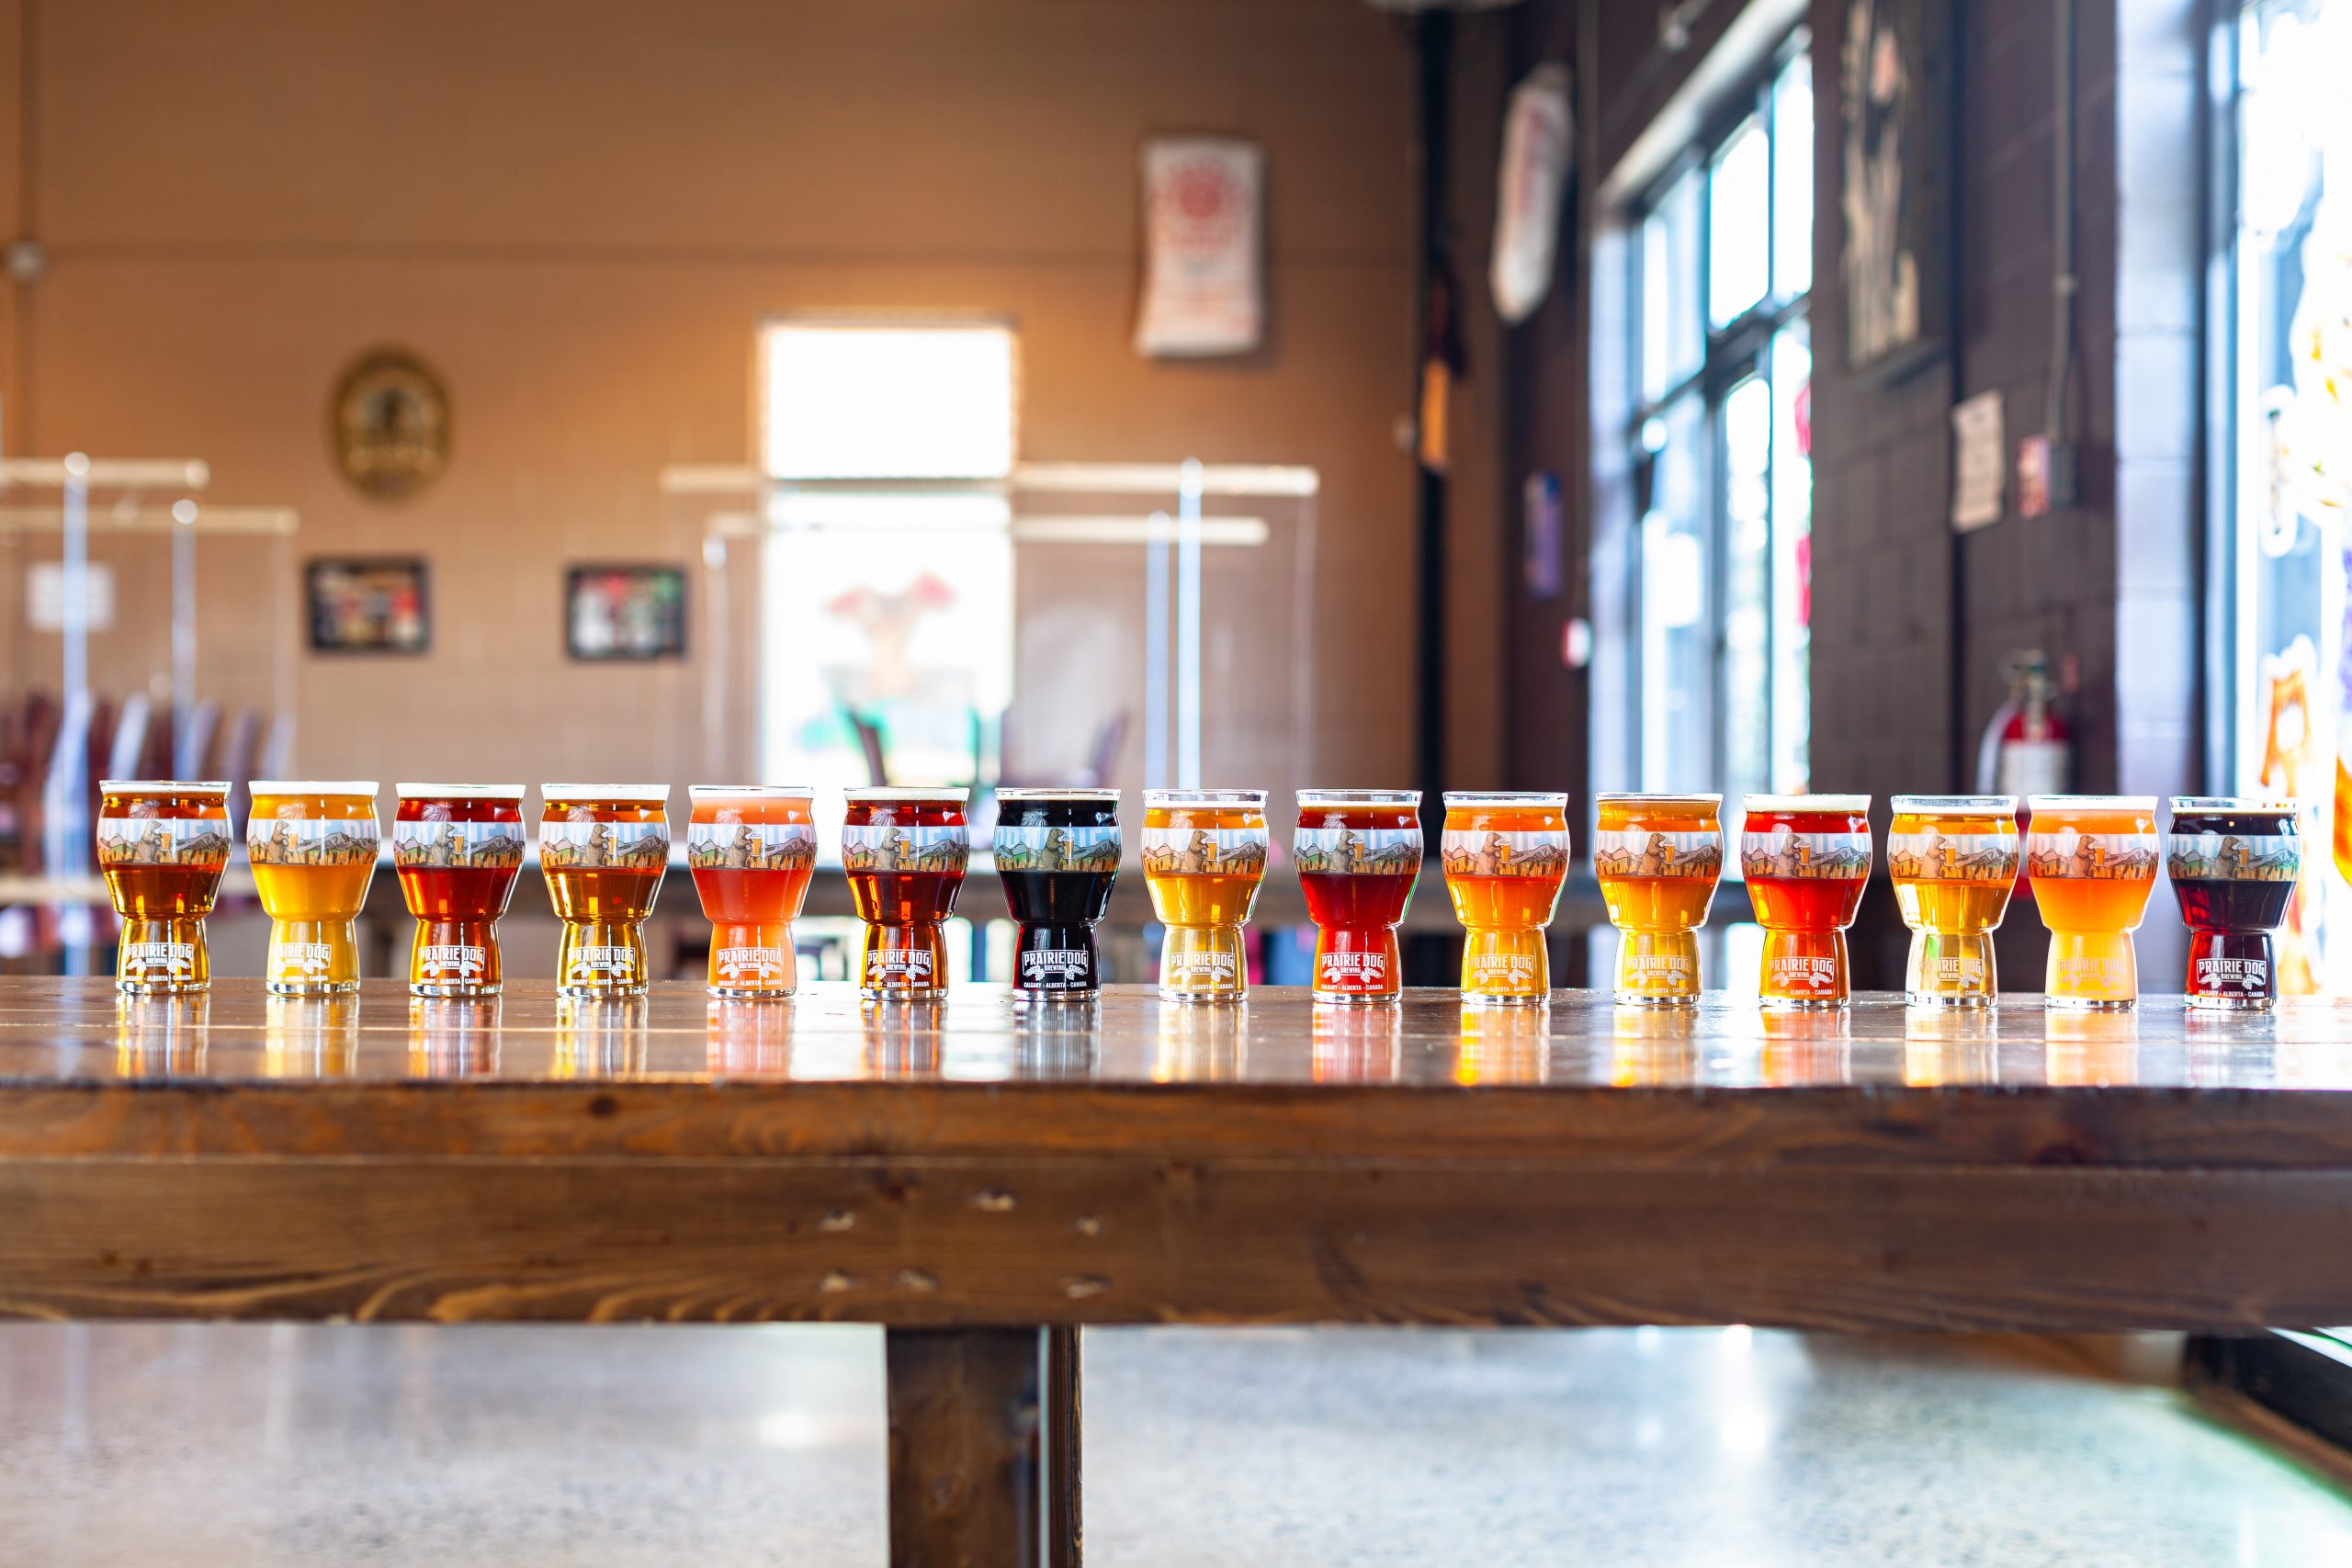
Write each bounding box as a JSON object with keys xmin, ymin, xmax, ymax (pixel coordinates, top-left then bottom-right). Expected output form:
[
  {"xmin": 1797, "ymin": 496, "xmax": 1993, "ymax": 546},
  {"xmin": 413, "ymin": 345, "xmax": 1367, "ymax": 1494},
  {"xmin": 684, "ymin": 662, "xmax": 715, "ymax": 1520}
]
[
  {"xmin": 566, "ymin": 564, "xmax": 686, "ymax": 660},
  {"xmin": 1839, "ymin": 0, "xmax": 1951, "ymax": 377},
  {"xmin": 307, "ymin": 558, "xmax": 430, "ymax": 653},
  {"xmin": 1490, "ymin": 63, "xmax": 1573, "ymax": 325},
  {"xmin": 1133, "ymin": 137, "xmax": 1264, "ymax": 357}
]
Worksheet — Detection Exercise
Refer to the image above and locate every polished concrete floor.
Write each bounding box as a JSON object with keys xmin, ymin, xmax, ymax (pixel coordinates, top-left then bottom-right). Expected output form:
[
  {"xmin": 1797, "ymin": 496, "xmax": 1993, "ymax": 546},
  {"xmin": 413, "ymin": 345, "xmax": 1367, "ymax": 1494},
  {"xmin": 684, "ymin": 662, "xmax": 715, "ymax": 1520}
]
[{"xmin": 0, "ymin": 1324, "xmax": 2346, "ymax": 1566}]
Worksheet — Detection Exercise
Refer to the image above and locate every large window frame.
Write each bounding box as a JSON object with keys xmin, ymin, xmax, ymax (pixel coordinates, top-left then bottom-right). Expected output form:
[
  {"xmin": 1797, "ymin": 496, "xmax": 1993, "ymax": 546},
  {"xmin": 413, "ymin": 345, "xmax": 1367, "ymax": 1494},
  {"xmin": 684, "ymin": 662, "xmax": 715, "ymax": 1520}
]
[{"xmin": 1620, "ymin": 33, "xmax": 1814, "ymax": 799}]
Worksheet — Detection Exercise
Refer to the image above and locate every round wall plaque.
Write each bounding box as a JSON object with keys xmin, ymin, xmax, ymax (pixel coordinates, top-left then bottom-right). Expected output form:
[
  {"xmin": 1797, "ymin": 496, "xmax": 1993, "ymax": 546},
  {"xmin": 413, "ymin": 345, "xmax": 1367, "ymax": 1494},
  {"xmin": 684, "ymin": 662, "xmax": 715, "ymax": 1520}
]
[{"xmin": 330, "ymin": 348, "xmax": 449, "ymax": 500}]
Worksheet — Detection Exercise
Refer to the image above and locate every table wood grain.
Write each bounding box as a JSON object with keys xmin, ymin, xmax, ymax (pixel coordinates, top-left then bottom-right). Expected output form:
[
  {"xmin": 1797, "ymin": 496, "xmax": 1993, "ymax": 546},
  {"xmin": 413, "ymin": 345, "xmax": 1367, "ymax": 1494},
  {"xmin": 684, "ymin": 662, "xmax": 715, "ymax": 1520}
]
[{"xmin": 0, "ymin": 979, "xmax": 2346, "ymax": 1333}]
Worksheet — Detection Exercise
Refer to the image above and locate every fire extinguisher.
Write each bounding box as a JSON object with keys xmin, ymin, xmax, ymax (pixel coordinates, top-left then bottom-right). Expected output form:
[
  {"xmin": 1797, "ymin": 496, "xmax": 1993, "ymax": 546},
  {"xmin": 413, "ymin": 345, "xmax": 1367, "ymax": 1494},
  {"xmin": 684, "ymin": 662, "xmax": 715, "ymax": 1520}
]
[{"xmin": 1976, "ymin": 650, "xmax": 2072, "ymax": 894}]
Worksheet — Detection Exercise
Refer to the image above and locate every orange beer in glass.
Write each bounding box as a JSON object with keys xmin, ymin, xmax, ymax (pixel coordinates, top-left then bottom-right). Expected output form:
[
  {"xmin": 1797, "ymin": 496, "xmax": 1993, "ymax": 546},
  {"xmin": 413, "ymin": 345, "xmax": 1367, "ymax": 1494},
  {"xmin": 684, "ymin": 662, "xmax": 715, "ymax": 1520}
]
[
  {"xmin": 1142, "ymin": 788, "xmax": 1269, "ymax": 1003},
  {"xmin": 96, "ymin": 779, "xmax": 233, "ymax": 994},
  {"xmin": 540, "ymin": 784, "xmax": 670, "ymax": 998},
  {"xmin": 247, "ymin": 780, "xmax": 379, "ymax": 996},
  {"xmin": 1740, "ymin": 795, "xmax": 1873, "ymax": 1009},
  {"xmin": 394, "ymin": 784, "xmax": 527, "ymax": 998},
  {"xmin": 2026, "ymin": 795, "xmax": 2159, "ymax": 1008},
  {"xmin": 1441, "ymin": 792, "xmax": 1568, "ymax": 1004},
  {"xmin": 1592, "ymin": 793, "xmax": 1724, "ymax": 1004},
  {"xmin": 1887, "ymin": 794, "xmax": 2018, "ymax": 1008},
  {"xmin": 1295, "ymin": 789, "xmax": 1423, "ymax": 1003},
  {"xmin": 842, "ymin": 787, "xmax": 969, "ymax": 1001},
  {"xmin": 687, "ymin": 784, "xmax": 817, "ymax": 998}
]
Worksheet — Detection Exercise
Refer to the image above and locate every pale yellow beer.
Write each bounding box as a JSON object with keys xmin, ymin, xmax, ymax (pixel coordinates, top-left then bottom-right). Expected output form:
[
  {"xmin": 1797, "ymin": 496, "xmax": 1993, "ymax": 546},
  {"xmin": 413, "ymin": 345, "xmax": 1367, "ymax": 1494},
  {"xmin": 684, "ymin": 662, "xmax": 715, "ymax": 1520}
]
[
  {"xmin": 248, "ymin": 781, "xmax": 380, "ymax": 996},
  {"xmin": 1887, "ymin": 794, "xmax": 2018, "ymax": 1008}
]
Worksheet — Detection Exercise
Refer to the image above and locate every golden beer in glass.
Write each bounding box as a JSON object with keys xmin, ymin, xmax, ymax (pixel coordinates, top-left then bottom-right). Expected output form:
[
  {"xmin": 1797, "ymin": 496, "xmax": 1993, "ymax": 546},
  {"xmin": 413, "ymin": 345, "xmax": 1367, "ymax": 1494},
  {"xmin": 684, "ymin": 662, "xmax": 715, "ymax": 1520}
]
[
  {"xmin": 394, "ymin": 784, "xmax": 527, "ymax": 998},
  {"xmin": 540, "ymin": 784, "xmax": 671, "ymax": 998},
  {"xmin": 1441, "ymin": 792, "xmax": 1568, "ymax": 1005},
  {"xmin": 1591, "ymin": 792, "xmax": 1724, "ymax": 1004},
  {"xmin": 2025, "ymin": 795, "xmax": 2160, "ymax": 1009},
  {"xmin": 1142, "ymin": 788, "xmax": 1268, "ymax": 1003},
  {"xmin": 96, "ymin": 779, "xmax": 232, "ymax": 995},
  {"xmin": 1887, "ymin": 794, "xmax": 2018, "ymax": 1008},
  {"xmin": 247, "ymin": 780, "xmax": 379, "ymax": 996}
]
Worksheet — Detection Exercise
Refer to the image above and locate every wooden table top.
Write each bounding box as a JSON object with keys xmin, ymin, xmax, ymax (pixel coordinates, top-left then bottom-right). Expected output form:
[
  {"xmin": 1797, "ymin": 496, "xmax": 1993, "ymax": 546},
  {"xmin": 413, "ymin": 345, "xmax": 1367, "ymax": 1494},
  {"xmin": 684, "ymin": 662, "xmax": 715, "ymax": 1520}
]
[{"xmin": 2, "ymin": 978, "xmax": 2347, "ymax": 1331}]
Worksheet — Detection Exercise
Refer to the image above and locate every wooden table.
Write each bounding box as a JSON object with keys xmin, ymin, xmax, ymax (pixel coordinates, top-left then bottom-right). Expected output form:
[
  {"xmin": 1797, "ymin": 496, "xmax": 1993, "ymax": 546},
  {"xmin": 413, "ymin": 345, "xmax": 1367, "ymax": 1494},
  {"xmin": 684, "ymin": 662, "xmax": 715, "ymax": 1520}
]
[{"xmin": 1, "ymin": 978, "xmax": 2346, "ymax": 1564}]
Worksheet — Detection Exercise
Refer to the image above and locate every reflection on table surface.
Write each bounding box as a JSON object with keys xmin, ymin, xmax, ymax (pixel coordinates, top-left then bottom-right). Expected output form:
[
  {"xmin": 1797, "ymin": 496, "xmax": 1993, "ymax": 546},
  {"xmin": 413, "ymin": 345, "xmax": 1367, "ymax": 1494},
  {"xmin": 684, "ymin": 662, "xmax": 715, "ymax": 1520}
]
[{"xmin": 0, "ymin": 979, "xmax": 2347, "ymax": 1091}]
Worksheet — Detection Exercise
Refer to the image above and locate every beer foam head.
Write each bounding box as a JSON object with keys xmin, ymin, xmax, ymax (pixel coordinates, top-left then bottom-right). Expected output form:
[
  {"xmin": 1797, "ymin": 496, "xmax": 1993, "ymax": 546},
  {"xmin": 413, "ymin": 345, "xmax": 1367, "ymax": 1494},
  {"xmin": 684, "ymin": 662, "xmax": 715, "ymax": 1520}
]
[
  {"xmin": 540, "ymin": 784, "xmax": 671, "ymax": 804},
  {"xmin": 396, "ymin": 784, "xmax": 527, "ymax": 800},
  {"xmin": 101, "ymin": 779, "xmax": 230, "ymax": 796},
  {"xmin": 250, "ymin": 780, "xmax": 379, "ymax": 798}
]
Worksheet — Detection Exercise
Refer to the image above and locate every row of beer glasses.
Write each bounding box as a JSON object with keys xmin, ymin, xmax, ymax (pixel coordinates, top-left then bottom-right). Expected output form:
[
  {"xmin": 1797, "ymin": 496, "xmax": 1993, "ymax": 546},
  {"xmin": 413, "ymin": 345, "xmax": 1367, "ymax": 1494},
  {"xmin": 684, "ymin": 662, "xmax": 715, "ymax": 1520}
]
[
  {"xmin": 1590, "ymin": 791, "xmax": 2299, "ymax": 1010},
  {"xmin": 94, "ymin": 780, "xmax": 2298, "ymax": 1010}
]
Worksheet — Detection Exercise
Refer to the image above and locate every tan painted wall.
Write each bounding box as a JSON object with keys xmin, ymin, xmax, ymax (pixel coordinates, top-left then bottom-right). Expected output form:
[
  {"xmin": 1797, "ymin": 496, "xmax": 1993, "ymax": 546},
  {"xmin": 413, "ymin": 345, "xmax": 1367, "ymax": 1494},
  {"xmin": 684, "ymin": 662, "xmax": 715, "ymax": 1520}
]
[{"xmin": 2, "ymin": 0, "xmax": 1485, "ymax": 804}]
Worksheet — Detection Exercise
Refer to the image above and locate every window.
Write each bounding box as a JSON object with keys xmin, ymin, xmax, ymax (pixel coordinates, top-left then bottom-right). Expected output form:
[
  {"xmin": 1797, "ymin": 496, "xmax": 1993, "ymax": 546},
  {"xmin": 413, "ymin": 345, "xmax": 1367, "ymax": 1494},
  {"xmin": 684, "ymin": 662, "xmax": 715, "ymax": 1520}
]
[
  {"xmin": 755, "ymin": 319, "xmax": 1020, "ymax": 794},
  {"xmin": 2213, "ymin": 0, "xmax": 2348, "ymax": 990},
  {"xmin": 1623, "ymin": 41, "xmax": 1814, "ymax": 798}
]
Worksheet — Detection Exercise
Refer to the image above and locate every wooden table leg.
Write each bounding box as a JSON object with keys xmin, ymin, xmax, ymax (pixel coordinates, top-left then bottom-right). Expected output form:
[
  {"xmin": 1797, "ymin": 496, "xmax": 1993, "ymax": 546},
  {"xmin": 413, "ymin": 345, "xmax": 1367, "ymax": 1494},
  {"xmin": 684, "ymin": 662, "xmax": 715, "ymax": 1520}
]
[
  {"xmin": 888, "ymin": 1325, "xmax": 1074, "ymax": 1568},
  {"xmin": 1046, "ymin": 1326, "xmax": 1081, "ymax": 1568}
]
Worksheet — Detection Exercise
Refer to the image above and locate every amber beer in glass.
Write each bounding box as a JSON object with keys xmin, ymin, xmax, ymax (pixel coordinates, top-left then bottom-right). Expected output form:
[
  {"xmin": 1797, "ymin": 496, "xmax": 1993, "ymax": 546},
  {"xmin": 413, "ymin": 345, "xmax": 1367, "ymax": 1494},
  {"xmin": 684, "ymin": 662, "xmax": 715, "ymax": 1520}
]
[
  {"xmin": 540, "ymin": 784, "xmax": 670, "ymax": 998},
  {"xmin": 96, "ymin": 780, "xmax": 233, "ymax": 994},
  {"xmin": 247, "ymin": 780, "xmax": 380, "ymax": 996},
  {"xmin": 1592, "ymin": 793, "xmax": 1724, "ymax": 1004},
  {"xmin": 1887, "ymin": 795, "xmax": 2019, "ymax": 1008},
  {"xmin": 843, "ymin": 787, "xmax": 969, "ymax": 1001},
  {"xmin": 1741, "ymin": 795, "xmax": 1873, "ymax": 1009},
  {"xmin": 1142, "ymin": 788, "xmax": 1268, "ymax": 1003},
  {"xmin": 393, "ymin": 784, "xmax": 527, "ymax": 998},
  {"xmin": 1441, "ymin": 792, "xmax": 1568, "ymax": 1004},
  {"xmin": 2167, "ymin": 796, "xmax": 2301, "ymax": 1010},
  {"xmin": 2025, "ymin": 795, "xmax": 2160, "ymax": 1008},
  {"xmin": 687, "ymin": 785, "xmax": 817, "ymax": 998},
  {"xmin": 1295, "ymin": 789, "xmax": 1423, "ymax": 1003},
  {"xmin": 994, "ymin": 788, "xmax": 1122, "ymax": 1002}
]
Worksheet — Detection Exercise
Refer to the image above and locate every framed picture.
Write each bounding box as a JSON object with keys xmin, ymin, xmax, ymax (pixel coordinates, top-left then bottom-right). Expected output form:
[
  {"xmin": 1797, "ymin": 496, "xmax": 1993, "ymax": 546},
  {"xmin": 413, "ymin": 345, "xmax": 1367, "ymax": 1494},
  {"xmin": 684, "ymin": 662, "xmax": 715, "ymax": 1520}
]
[
  {"xmin": 307, "ymin": 558, "xmax": 430, "ymax": 654},
  {"xmin": 1839, "ymin": 0, "xmax": 1953, "ymax": 378},
  {"xmin": 566, "ymin": 564, "xmax": 687, "ymax": 660}
]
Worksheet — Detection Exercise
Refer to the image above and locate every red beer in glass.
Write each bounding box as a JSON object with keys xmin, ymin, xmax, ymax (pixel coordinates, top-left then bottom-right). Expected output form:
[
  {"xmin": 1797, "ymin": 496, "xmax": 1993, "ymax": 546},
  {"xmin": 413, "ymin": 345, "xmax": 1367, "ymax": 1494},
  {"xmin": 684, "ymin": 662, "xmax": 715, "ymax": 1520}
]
[
  {"xmin": 1295, "ymin": 789, "xmax": 1423, "ymax": 1003},
  {"xmin": 1740, "ymin": 795, "xmax": 1873, "ymax": 1009},
  {"xmin": 687, "ymin": 785, "xmax": 817, "ymax": 998},
  {"xmin": 842, "ymin": 787, "xmax": 969, "ymax": 1001},
  {"xmin": 394, "ymin": 784, "xmax": 528, "ymax": 998}
]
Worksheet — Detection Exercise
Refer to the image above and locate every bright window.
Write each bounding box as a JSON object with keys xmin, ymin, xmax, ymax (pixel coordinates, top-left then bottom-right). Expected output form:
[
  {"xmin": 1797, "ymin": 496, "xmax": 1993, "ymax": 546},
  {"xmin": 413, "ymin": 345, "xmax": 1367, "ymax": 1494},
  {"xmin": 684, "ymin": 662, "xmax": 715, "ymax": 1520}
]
[
  {"xmin": 759, "ymin": 321, "xmax": 1018, "ymax": 480},
  {"xmin": 754, "ymin": 320, "xmax": 1018, "ymax": 795},
  {"xmin": 2214, "ymin": 0, "xmax": 2348, "ymax": 992},
  {"xmin": 1624, "ymin": 41, "xmax": 1814, "ymax": 798}
]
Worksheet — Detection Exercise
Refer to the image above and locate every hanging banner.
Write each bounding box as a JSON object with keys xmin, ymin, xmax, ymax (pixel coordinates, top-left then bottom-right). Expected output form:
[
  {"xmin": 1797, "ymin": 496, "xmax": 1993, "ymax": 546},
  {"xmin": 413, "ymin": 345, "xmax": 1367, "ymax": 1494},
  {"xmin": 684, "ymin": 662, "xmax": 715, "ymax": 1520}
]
[
  {"xmin": 1490, "ymin": 63, "xmax": 1573, "ymax": 325},
  {"xmin": 1134, "ymin": 137, "xmax": 1265, "ymax": 357}
]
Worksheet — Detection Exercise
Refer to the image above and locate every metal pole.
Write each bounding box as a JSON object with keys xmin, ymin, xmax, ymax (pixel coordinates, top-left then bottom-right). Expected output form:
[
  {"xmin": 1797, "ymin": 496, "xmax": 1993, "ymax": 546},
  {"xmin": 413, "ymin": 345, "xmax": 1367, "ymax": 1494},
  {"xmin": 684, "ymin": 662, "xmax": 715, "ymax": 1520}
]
[
  {"xmin": 1176, "ymin": 457, "xmax": 1204, "ymax": 790},
  {"xmin": 1143, "ymin": 510, "xmax": 1170, "ymax": 790},
  {"xmin": 172, "ymin": 499, "xmax": 197, "ymax": 753}
]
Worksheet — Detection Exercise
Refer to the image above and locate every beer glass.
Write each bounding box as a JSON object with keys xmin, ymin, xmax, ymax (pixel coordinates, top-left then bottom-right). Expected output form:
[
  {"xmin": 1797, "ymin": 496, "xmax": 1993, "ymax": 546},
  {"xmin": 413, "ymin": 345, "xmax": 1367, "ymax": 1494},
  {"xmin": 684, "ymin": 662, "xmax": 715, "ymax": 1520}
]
[
  {"xmin": 686, "ymin": 784, "xmax": 817, "ymax": 999},
  {"xmin": 2167, "ymin": 796, "xmax": 2301, "ymax": 1010},
  {"xmin": 540, "ymin": 784, "xmax": 670, "ymax": 998},
  {"xmin": 393, "ymin": 784, "xmax": 527, "ymax": 998},
  {"xmin": 2025, "ymin": 795, "xmax": 2160, "ymax": 1009},
  {"xmin": 1295, "ymin": 788, "xmax": 1423, "ymax": 1003},
  {"xmin": 1142, "ymin": 788, "xmax": 1268, "ymax": 1003},
  {"xmin": 1740, "ymin": 795, "xmax": 1873, "ymax": 1009},
  {"xmin": 1440, "ymin": 791, "xmax": 1568, "ymax": 1005},
  {"xmin": 1887, "ymin": 794, "xmax": 2018, "ymax": 1008},
  {"xmin": 96, "ymin": 779, "xmax": 232, "ymax": 994},
  {"xmin": 1591, "ymin": 792, "xmax": 1724, "ymax": 1004},
  {"xmin": 247, "ymin": 780, "xmax": 379, "ymax": 996},
  {"xmin": 994, "ymin": 787, "xmax": 1121, "ymax": 1003},
  {"xmin": 842, "ymin": 787, "xmax": 969, "ymax": 1001}
]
